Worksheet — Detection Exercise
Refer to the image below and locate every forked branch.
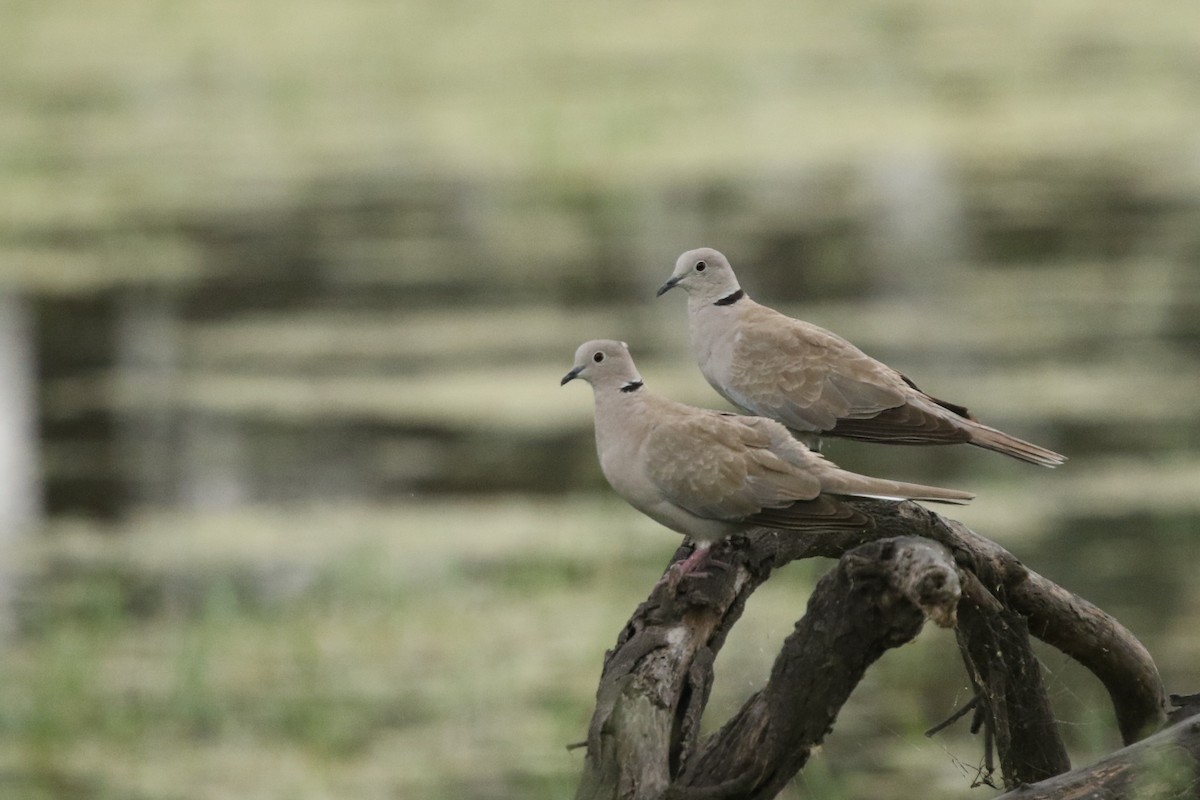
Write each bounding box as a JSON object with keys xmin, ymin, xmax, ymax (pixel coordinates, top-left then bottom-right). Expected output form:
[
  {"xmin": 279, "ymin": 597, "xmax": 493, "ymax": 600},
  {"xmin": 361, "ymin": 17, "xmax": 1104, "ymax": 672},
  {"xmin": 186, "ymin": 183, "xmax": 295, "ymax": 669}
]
[{"xmin": 573, "ymin": 500, "xmax": 1168, "ymax": 800}]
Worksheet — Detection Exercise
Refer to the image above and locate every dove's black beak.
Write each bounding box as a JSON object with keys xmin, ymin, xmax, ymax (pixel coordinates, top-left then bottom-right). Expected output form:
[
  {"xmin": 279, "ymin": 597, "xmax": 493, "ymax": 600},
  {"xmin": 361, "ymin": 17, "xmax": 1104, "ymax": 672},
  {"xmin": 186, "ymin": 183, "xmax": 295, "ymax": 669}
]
[
  {"xmin": 655, "ymin": 276, "xmax": 681, "ymax": 297},
  {"xmin": 560, "ymin": 366, "xmax": 583, "ymax": 386}
]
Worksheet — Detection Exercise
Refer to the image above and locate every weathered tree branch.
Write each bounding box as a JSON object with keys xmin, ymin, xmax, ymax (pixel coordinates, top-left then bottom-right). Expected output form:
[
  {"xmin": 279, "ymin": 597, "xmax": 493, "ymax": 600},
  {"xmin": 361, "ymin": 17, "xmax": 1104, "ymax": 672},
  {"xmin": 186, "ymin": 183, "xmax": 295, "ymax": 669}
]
[
  {"xmin": 954, "ymin": 570, "xmax": 1070, "ymax": 787},
  {"xmin": 746, "ymin": 500, "xmax": 1168, "ymax": 743},
  {"xmin": 670, "ymin": 538, "xmax": 960, "ymax": 799},
  {"xmin": 573, "ymin": 500, "xmax": 1169, "ymax": 800},
  {"xmin": 992, "ymin": 710, "xmax": 1200, "ymax": 800},
  {"xmin": 935, "ymin": 516, "xmax": 1166, "ymax": 745},
  {"xmin": 576, "ymin": 536, "xmax": 960, "ymax": 800}
]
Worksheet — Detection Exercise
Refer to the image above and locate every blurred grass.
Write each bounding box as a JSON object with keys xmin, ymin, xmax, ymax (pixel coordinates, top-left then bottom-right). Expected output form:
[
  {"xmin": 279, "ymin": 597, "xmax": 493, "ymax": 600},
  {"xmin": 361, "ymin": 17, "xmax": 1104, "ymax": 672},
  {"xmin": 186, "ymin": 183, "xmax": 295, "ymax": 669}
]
[
  {"xmin": 2, "ymin": 499, "xmax": 670, "ymax": 799},
  {"xmin": 5, "ymin": 0, "xmax": 1200, "ymax": 288}
]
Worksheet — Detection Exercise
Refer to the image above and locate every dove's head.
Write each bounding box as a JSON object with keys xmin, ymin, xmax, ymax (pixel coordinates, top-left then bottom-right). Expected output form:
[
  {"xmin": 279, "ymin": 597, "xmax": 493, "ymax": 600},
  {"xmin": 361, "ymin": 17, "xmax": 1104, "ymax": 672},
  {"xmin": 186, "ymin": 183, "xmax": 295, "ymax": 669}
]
[
  {"xmin": 656, "ymin": 247, "xmax": 741, "ymax": 304},
  {"xmin": 561, "ymin": 339, "xmax": 644, "ymax": 393}
]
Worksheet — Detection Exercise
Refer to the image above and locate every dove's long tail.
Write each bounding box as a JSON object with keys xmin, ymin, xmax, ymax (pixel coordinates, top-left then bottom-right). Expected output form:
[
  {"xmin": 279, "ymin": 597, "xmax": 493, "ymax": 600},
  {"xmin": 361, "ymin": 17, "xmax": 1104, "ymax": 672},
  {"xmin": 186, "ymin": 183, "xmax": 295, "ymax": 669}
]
[
  {"xmin": 964, "ymin": 421, "xmax": 1066, "ymax": 468},
  {"xmin": 824, "ymin": 471, "xmax": 975, "ymax": 505}
]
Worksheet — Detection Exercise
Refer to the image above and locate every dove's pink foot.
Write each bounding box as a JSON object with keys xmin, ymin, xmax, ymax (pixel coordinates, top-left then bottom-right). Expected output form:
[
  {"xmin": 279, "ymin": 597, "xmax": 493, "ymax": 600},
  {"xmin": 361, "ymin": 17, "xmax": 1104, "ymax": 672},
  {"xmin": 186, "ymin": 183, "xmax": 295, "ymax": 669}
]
[{"xmin": 656, "ymin": 543, "xmax": 716, "ymax": 593}]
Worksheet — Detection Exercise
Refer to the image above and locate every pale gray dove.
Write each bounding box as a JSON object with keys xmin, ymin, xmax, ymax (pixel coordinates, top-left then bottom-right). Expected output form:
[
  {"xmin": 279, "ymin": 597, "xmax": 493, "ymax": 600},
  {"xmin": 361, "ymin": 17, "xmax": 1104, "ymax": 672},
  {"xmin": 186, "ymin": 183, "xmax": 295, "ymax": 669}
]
[
  {"xmin": 657, "ymin": 247, "xmax": 1065, "ymax": 467},
  {"xmin": 561, "ymin": 339, "xmax": 974, "ymax": 579}
]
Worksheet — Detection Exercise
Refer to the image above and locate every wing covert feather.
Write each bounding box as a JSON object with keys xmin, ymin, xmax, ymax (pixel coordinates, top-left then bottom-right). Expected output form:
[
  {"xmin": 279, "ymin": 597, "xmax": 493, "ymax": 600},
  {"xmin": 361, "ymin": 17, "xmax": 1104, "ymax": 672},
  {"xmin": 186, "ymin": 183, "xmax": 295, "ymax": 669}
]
[
  {"xmin": 726, "ymin": 308, "xmax": 911, "ymax": 432},
  {"xmin": 643, "ymin": 410, "xmax": 821, "ymax": 521}
]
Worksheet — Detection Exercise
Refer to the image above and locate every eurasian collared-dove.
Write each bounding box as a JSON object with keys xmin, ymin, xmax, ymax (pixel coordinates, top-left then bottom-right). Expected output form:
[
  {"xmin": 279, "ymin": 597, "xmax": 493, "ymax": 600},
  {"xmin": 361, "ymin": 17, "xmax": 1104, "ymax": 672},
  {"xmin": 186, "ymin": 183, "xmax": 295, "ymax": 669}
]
[
  {"xmin": 657, "ymin": 248, "xmax": 1065, "ymax": 467},
  {"xmin": 561, "ymin": 339, "xmax": 974, "ymax": 578}
]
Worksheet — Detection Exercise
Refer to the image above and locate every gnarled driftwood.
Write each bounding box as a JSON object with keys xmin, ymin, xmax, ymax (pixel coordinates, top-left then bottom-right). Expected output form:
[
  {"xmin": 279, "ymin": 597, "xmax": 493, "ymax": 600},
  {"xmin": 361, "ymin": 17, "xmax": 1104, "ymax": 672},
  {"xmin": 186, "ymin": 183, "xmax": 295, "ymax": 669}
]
[{"xmin": 573, "ymin": 499, "xmax": 1169, "ymax": 800}]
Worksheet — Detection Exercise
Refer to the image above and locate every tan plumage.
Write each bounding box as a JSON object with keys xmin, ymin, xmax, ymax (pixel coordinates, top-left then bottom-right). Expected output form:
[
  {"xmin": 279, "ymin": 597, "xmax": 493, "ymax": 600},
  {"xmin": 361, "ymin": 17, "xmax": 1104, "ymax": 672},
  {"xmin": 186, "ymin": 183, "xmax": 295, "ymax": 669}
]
[
  {"xmin": 657, "ymin": 248, "xmax": 1066, "ymax": 467},
  {"xmin": 561, "ymin": 340, "xmax": 974, "ymax": 554}
]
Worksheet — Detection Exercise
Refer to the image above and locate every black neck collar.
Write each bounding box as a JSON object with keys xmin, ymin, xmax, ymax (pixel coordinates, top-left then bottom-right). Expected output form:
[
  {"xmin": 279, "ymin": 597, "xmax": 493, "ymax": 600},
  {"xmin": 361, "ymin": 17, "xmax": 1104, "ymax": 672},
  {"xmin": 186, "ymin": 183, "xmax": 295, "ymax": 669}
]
[
  {"xmin": 619, "ymin": 380, "xmax": 644, "ymax": 393},
  {"xmin": 713, "ymin": 289, "xmax": 744, "ymax": 306}
]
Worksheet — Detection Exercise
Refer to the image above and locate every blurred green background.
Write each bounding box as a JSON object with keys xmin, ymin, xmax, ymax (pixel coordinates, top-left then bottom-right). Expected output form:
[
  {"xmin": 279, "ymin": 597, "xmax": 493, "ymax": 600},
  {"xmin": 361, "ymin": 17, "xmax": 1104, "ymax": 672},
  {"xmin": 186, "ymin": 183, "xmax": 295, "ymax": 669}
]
[{"xmin": 2, "ymin": 1, "xmax": 1200, "ymax": 798}]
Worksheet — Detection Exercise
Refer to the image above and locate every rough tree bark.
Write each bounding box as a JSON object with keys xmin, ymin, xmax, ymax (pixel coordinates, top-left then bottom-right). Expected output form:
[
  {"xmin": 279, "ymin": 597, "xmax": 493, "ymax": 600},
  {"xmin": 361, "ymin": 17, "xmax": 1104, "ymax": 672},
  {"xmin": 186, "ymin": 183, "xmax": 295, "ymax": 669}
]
[
  {"xmin": 670, "ymin": 538, "xmax": 960, "ymax": 799},
  {"xmin": 954, "ymin": 570, "xmax": 1069, "ymax": 785},
  {"xmin": 573, "ymin": 500, "xmax": 1171, "ymax": 800},
  {"xmin": 992, "ymin": 707, "xmax": 1200, "ymax": 799}
]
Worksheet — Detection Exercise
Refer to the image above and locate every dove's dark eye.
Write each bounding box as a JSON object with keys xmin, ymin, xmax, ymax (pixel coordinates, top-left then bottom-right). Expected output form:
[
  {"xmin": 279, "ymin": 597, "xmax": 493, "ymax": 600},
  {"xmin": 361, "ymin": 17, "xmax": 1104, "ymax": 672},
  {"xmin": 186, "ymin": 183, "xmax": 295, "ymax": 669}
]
[
  {"xmin": 593, "ymin": 352, "xmax": 605, "ymax": 363},
  {"xmin": 695, "ymin": 260, "xmax": 707, "ymax": 272}
]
